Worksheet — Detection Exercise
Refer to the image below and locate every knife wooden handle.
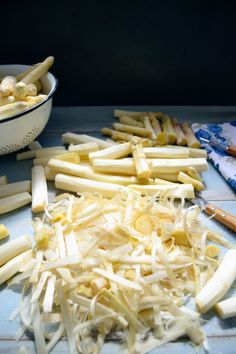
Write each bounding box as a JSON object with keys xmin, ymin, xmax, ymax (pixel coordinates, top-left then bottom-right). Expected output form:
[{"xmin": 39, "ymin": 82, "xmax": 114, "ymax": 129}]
[
  {"xmin": 226, "ymin": 145, "xmax": 236, "ymax": 157},
  {"xmin": 204, "ymin": 203, "xmax": 236, "ymax": 232}
]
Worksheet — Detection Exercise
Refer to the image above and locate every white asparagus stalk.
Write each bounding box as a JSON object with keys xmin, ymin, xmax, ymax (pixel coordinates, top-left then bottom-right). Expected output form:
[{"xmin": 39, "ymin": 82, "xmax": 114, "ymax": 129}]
[
  {"xmin": 0, "ymin": 224, "xmax": 9, "ymax": 240},
  {"xmin": 151, "ymin": 158, "xmax": 208, "ymax": 173},
  {"xmin": 23, "ymin": 94, "xmax": 47, "ymax": 105},
  {"xmin": 21, "ymin": 56, "xmax": 54, "ymax": 84},
  {"xmin": 0, "ymin": 95, "xmax": 15, "ymax": 107},
  {"xmin": 91, "ymin": 158, "xmax": 136, "ymax": 175},
  {"xmin": 28, "ymin": 141, "xmax": 42, "ymax": 150},
  {"xmin": 0, "ymin": 250, "xmax": 32, "ymax": 285},
  {"xmin": 178, "ymin": 172, "xmax": 204, "ymax": 191},
  {"xmin": 105, "ymin": 138, "xmax": 118, "ymax": 145},
  {"xmin": 31, "ymin": 166, "xmax": 48, "ymax": 213},
  {"xmin": 161, "ymin": 115, "xmax": 177, "ymax": 144},
  {"xmin": 55, "ymin": 174, "xmax": 130, "ymax": 198},
  {"xmin": 128, "ymin": 183, "xmax": 195, "ymax": 198},
  {"xmin": 13, "ymin": 82, "xmax": 28, "ymax": 100},
  {"xmin": 149, "ymin": 113, "xmax": 167, "ymax": 145},
  {"xmin": 44, "ymin": 166, "xmax": 58, "ymax": 181},
  {"xmin": 196, "ymin": 250, "xmax": 236, "ymax": 313},
  {"xmin": 119, "ymin": 115, "xmax": 144, "ymax": 127},
  {"xmin": 159, "ymin": 145, "xmax": 207, "ymax": 158},
  {"xmin": 187, "ymin": 166, "xmax": 202, "ymax": 182},
  {"xmin": 35, "ymin": 147, "xmax": 66, "ymax": 158},
  {"xmin": 26, "ymin": 83, "xmax": 37, "ymax": 96},
  {"xmin": 17, "ymin": 146, "xmax": 65, "ymax": 160},
  {"xmin": 173, "ymin": 118, "xmax": 187, "ymax": 146},
  {"xmin": 152, "ymin": 173, "xmax": 179, "ymax": 181},
  {"xmin": 114, "ymin": 109, "xmax": 146, "ymax": 118},
  {"xmin": 16, "ymin": 64, "xmax": 39, "ymax": 82},
  {"xmin": 0, "ymin": 192, "xmax": 31, "ymax": 215},
  {"xmin": 154, "ymin": 178, "xmax": 177, "ymax": 185},
  {"xmin": 215, "ymin": 296, "xmax": 236, "ymax": 319},
  {"xmin": 0, "ymin": 181, "xmax": 31, "ymax": 199},
  {"xmin": 68, "ymin": 142, "xmax": 99, "ymax": 156},
  {"xmin": 143, "ymin": 147, "xmax": 189, "ymax": 159},
  {"xmin": 48, "ymin": 159, "xmax": 150, "ymax": 185},
  {"xmin": 0, "ymin": 102, "xmax": 30, "ymax": 120},
  {"xmin": 0, "ymin": 175, "xmax": 8, "ymax": 185},
  {"xmin": 0, "ymin": 76, "xmax": 16, "ymax": 97},
  {"xmin": 89, "ymin": 142, "xmax": 131, "ymax": 161},
  {"xmin": 132, "ymin": 143, "xmax": 151, "ymax": 178},
  {"xmin": 62, "ymin": 132, "xmax": 113, "ymax": 149},
  {"xmin": 33, "ymin": 152, "xmax": 79, "ymax": 166},
  {"xmin": 0, "ymin": 235, "xmax": 32, "ymax": 266},
  {"xmin": 101, "ymin": 128, "xmax": 135, "ymax": 142},
  {"xmin": 113, "ymin": 123, "xmax": 152, "ymax": 138},
  {"xmin": 182, "ymin": 123, "xmax": 201, "ymax": 148},
  {"xmin": 143, "ymin": 116, "xmax": 157, "ymax": 139}
]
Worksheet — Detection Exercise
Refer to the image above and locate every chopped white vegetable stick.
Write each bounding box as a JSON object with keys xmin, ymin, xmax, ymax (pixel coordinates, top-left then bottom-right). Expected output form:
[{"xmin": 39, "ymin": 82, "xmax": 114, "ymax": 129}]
[
  {"xmin": 143, "ymin": 147, "xmax": 189, "ymax": 159},
  {"xmin": 182, "ymin": 123, "xmax": 201, "ymax": 148},
  {"xmin": 48, "ymin": 158, "xmax": 145, "ymax": 185},
  {"xmin": 119, "ymin": 115, "xmax": 144, "ymax": 127},
  {"xmin": 105, "ymin": 138, "xmax": 118, "ymax": 145},
  {"xmin": 28, "ymin": 141, "xmax": 42, "ymax": 150},
  {"xmin": 113, "ymin": 123, "xmax": 152, "ymax": 138},
  {"xmin": 162, "ymin": 145, "xmax": 207, "ymax": 158},
  {"xmin": 92, "ymin": 158, "xmax": 136, "ymax": 175},
  {"xmin": 62, "ymin": 132, "xmax": 113, "ymax": 149},
  {"xmin": 153, "ymin": 173, "xmax": 179, "ymax": 181},
  {"xmin": 55, "ymin": 222, "xmax": 66, "ymax": 258},
  {"xmin": 215, "ymin": 296, "xmax": 236, "ymax": 319},
  {"xmin": 17, "ymin": 150, "xmax": 38, "ymax": 160},
  {"xmin": 143, "ymin": 116, "xmax": 157, "ymax": 139},
  {"xmin": 93, "ymin": 268, "xmax": 143, "ymax": 291},
  {"xmin": 128, "ymin": 183, "xmax": 195, "ymax": 198},
  {"xmin": 35, "ymin": 147, "xmax": 65, "ymax": 158},
  {"xmin": 196, "ymin": 250, "xmax": 236, "ymax": 313},
  {"xmin": 132, "ymin": 143, "xmax": 151, "ymax": 178},
  {"xmin": 173, "ymin": 118, "xmax": 187, "ymax": 146},
  {"xmin": 114, "ymin": 109, "xmax": 146, "ymax": 118},
  {"xmin": 89, "ymin": 142, "xmax": 131, "ymax": 161},
  {"xmin": 31, "ymin": 271, "xmax": 51, "ymax": 303},
  {"xmin": 33, "ymin": 154, "xmax": 67, "ymax": 166},
  {"xmin": 0, "ymin": 175, "xmax": 8, "ymax": 185},
  {"xmin": 55, "ymin": 174, "xmax": 131, "ymax": 198},
  {"xmin": 68, "ymin": 142, "xmax": 99, "ymax": 156},
  {"xmin": 0, "ymin": 192, "xmax": 32, "ymax": 215},
  {"xmin": 32, "ymin": 166, "xmax": 48, "ymax": 213},
  {"xmin": 151, "ymin": 157, "xmax": 208, "ymax": 173},
  {"xmin": 178, "ymin": 171, "xmax": 204, "ymax": 191},
  {"xmin": 187, "ymin": 166, "xmax": 202, "ymax": 182},
  {"xmin": 44, "ymin": 166, "xmax": 57, "ymax": 181},
  {"xmin": 17, "ymin": 146, "xmax": 64, "ymax": 161},
  {"xmin": 0, "ymin": 250, "xmax": 32, "ymax": 285},
  {"xmin": 154, "ymin": 178, "xmax": 176, "ymax": 185},
  {"xmin": 0, "ymin": 235, "xmax": 32, "ymax": 266},
  {"xmin": 0, "ymin": 180, "xmax": 31, "ymax": 199}
]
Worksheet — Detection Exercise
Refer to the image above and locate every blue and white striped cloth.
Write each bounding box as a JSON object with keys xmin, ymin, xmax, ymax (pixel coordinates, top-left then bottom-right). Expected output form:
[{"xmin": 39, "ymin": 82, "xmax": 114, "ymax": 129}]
[{"xmin": 192, "ymin": 121, "xmax": 236, "ymax": 192}]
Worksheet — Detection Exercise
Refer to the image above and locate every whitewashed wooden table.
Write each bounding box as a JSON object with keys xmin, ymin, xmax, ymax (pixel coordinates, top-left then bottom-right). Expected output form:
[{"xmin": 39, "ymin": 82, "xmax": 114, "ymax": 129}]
[{"xmin": 0, "ymin": 106, "xmax": 235, "ymax": 354}]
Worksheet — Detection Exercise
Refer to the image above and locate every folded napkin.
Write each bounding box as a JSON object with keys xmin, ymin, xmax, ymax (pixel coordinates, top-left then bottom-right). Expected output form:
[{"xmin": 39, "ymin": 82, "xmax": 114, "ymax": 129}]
[{"xmin": 192, "ymin": 121, "xmax": 236, "ymax": 192}]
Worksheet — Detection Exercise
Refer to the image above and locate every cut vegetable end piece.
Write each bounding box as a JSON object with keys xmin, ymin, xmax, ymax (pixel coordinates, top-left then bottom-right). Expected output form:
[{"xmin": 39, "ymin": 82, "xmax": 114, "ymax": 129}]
[
  {"xmin": 32, "ymin": 165, "xmax": 48, "ymax": 213},
  {"xmin": 0, "ymin": 192, "xmax": 32, "ymax": 215},
  {"xmin": 0, "ymin": 224, "xmax": 9, "ymax": 240}
]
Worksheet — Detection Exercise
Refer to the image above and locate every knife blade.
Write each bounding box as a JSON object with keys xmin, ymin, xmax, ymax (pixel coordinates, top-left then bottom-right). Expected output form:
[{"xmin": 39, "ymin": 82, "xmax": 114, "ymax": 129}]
[
  {"xmin": 189, "ymin": 194, "xmax": 236, "ymax": 232},
  {"xmin": 200, "ymin": 136, "xmax": 236, "ymax": 157}
]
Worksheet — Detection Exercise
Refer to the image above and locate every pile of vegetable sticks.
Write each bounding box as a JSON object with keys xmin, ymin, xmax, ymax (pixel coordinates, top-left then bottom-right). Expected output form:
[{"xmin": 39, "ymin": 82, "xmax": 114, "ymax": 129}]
[{"xmin": 101, "ymin": 109, "xmax": 201, "ymax": 148}]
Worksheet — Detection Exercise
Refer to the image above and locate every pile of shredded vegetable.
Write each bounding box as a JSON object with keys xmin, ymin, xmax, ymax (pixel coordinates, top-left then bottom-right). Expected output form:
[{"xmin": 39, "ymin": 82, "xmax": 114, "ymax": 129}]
[{"xmin": 9, "ymin": 190, "xmax": 234, "ymax": 354}]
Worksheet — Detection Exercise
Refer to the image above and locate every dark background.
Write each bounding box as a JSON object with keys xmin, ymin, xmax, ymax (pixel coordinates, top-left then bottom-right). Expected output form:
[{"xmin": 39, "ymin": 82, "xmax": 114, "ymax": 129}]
[{"xmin": 1, "ymin": 0, "xmax": 236, "ymax": 106}]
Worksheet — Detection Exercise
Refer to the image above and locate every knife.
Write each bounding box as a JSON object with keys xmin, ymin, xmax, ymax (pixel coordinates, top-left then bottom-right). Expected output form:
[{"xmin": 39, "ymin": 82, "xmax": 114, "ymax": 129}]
[
  {"xmin": 190, "ymin": 194, "xmax": 236, "ymax": 232},
  {"xmin": 200, "ymin": 136, "xmax": 236, "ymax": 157}
]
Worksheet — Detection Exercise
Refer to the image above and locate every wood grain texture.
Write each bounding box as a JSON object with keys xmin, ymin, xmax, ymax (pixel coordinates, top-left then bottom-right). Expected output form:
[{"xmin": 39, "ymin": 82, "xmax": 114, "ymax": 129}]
[
  {"xmin": 0, "ymin": 106, "xmax": 235, "ymax": 353},
  {"xmin": 204, "ymin": 203, "xmax": 236, "ymax": 232}
]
